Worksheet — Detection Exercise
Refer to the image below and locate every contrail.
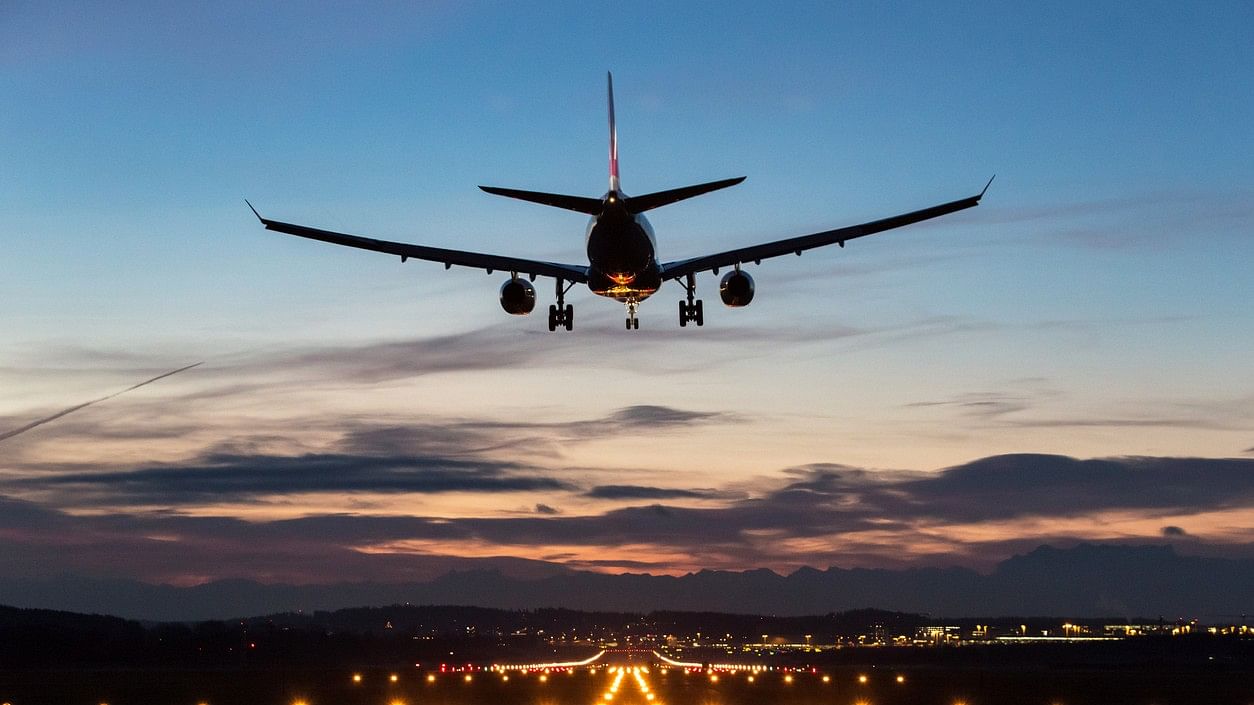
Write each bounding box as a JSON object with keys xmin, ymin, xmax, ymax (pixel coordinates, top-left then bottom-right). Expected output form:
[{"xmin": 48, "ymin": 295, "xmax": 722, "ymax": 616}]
[{"xmin": 0, "ymin": 362, "xmax": 203, "ymax": 444}]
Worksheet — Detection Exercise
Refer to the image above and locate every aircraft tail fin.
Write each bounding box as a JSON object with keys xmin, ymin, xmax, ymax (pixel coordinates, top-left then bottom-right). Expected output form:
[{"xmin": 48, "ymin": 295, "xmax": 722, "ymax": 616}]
[
  {"xmin": 478, "ymin": 185, "xmax": 603, "ymax": 215},
  {"xmin": 626, "ymin": 176, "xmax": 746, "ymax": 214},
  {"xmin": 608, "ymin": 71, "xmax": 619, "ymax": 192}
]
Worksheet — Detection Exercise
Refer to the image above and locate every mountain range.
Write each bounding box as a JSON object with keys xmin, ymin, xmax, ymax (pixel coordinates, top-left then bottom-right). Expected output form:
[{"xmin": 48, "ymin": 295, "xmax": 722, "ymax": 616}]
[{"xmin": 3, "ymin": 544, "xmax": 1249, "ymax": 622}]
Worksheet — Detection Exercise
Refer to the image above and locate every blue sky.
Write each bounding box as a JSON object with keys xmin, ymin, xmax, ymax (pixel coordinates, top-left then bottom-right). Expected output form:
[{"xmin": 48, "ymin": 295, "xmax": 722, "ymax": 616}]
[{"xmin": 1, "ymin": 2, "xmax": 1252, "ymax": 583}]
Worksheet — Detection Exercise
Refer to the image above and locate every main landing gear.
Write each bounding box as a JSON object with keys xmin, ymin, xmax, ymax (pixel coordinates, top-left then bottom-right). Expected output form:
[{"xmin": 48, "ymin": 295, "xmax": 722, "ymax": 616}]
[
  {"xmin": 678, "ymin": 272, "xmax": 704, "ymax": 327},
  {"xmin": 548, "ymin": 278, "xmax": 574, "ymax": 332},
  {"xmin": 625, "ymin": 300, "xmax": 640, "ymax": 330}
]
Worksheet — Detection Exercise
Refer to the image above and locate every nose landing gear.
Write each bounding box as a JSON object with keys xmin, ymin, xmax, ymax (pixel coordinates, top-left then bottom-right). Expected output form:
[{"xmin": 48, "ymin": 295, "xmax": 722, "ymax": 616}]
[{"xmin": 625, "ymin": 300, "xmax": 640, "ymax": 330}]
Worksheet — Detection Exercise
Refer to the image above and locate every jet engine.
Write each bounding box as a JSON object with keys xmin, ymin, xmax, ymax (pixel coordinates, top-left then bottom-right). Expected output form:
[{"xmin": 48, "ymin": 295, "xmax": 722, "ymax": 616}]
[
  {"xmin": 719, "ymin": 270, "xmax": 755, "ymax": 307},
  {"xmin": 499, "ymin": 278, "xmax": 536, "ymax": 315}
]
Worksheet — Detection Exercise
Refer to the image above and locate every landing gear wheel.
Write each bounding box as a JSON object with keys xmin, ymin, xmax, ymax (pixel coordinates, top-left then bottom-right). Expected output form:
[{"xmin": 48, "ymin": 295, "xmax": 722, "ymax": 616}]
[
  {"xmin": 679, "ymin": 300, "xmax": 688, "ymax": 327},
  {"xmin": 694, "ymin": 300, "xmax": 704, "ymax": 326},
  {"xmin": 564, "ymin": 304, "xmax": 574, "ymax": 331},
  {"xmin": 633, "ymin": 318, "xmax": 639, "ymax": 330},
  {"xmin": 625, "ymin": 317, "xmax": 632, "ymax": 330},
  {"xmin": 548, "ymin": 304, "xmax": 558, "ymax": 332}
]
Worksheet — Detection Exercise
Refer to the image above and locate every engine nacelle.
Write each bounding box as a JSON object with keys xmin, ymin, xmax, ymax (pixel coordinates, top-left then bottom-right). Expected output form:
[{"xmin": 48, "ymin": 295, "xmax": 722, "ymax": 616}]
[
  {"xmin": 499, "ymin": 278, "xmax": 536, "ymax": 315},
  {"xmin": 719, "ymin": 270, "xmax": 755, "ymax": 307}
]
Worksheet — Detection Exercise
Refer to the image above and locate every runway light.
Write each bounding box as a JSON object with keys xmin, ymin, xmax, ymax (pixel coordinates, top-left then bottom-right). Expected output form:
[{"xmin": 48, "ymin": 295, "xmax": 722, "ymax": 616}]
[
  {"xmin": 540, "ymin": 674, "xmax": 548, "ymax": 682},
  {"xmin": 426, "ymin": 674, "xmax": 436, "ymax": 683},
  {"xmin": 784, "ymin": 675, "xmax": 793, "ymax": 683},
  {"xmin": 352, "ymin": 673, "xmax": 362, "ymax": 684},
  {"xmin": 502, "ymin": 675, "xmax": 509, "ymax": 681},
  {"xmin": 389, "ymin": 700, "xmax": 406, "ymax": 705},
  {"xmin": 859, "ymin": 674, "xmax": 868, "ymax": 684},
  {"xmin": 822, "ymin": 675, "xmax": 831, "ymax": 683},
  {"xmin": 897, "ymin": 675, "xmax": 906, "ymax": 684},
  {"xmin": 709, "ymin": 674, "xmax": 719, "ymax": 683},
  {"xmin": 747, "ymin": 675, "xmax": 755, "ymax": 683},
  {"xmin": 390, "ymin": 673, "xmax": 399, "ymax": 683}
]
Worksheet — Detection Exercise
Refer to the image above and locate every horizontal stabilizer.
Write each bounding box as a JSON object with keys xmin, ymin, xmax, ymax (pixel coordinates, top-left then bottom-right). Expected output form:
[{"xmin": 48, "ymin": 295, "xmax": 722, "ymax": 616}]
[
  {"xmin": 627, "ymin": 176, "xmax": 745, "ymax": 214},
  {"xmin": 479, "ymin": 186, "xmax": 603, "ymax": 215}
]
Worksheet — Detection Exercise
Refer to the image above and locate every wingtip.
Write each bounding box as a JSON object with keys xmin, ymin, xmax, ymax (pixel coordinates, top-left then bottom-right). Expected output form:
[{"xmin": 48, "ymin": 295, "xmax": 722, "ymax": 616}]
[
  {"xmin": 979, "ymin": 174, "xmax": 996, "ymax": 198},
  {"xmin": 244, "ymin": 199, "xmax": 263, "ymax": 222}
]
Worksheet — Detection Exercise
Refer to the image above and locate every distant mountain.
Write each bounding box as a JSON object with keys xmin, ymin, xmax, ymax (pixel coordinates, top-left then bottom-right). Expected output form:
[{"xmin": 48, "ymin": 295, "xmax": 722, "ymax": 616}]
[{"xmin": 1, "ymin": 544, "xmax": 1249, "ymax": 621}]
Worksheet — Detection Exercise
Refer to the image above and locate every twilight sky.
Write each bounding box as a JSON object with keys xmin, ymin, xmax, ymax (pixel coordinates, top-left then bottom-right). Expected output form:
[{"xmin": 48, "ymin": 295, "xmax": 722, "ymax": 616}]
[{"xmin": 2, "ymin": 2, "xmax": 1253, "ymax": 586}]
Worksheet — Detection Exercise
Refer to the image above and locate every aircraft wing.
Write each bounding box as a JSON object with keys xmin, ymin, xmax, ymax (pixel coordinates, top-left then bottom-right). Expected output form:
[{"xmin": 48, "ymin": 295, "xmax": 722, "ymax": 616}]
[
  {"xmin": 658, "ymin": 178, "xmax": 993, "ymax": 281},
  {"xmin": 247, "ymin": 202, "xmax": 590, "ymax": 283}
]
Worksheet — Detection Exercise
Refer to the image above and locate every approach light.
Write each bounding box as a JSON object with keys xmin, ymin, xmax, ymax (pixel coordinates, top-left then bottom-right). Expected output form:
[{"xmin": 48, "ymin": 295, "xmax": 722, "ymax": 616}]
[
  {"xmin": 822, "ymin": 675, "xmax": 831, "ymax": 683},
  {"xmin": 859, "ymin": 674, "xmax": 868, "ymax": 684},
  {"xmin": 897, "ymin": 674, "xmax": 906, "ymax": 684},
  {"xmin": 784, "ymin": 675, "xmax": 793, "ymax": 683},
  {"xmin": 352, "ymin": 674, "xmax": 362, "ymax": 684},
  {"xmin": 390, "ymin": 673, "xmax": 399, "ymax": 683}
]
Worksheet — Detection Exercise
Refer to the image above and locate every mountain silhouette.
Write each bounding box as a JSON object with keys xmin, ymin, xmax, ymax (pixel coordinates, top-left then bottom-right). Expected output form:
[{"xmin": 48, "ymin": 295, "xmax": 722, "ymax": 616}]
[{"xmin": 0, "ymin": 544, "xmax": 1248, "ymax": 621}]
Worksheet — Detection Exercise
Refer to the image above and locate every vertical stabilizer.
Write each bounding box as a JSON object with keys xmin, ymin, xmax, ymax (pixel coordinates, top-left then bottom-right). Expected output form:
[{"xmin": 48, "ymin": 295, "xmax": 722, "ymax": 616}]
[{"xmin": 608, "ymin": 71, "xmax": 619, "ymax": 193}]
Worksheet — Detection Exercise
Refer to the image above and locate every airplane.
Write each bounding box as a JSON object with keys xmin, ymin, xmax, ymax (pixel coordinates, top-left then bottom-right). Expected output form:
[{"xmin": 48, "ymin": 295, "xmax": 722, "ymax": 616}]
[{"xmin": 247, "ymin": 73, "xmax": 991, "ymax": 331}]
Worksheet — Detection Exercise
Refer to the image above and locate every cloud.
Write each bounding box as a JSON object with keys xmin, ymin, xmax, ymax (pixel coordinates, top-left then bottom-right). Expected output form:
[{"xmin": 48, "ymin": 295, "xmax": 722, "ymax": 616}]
[
  {"xmin": 584, "ymin": 485, "xmax": 717, "ymax": 500},
  {"xmin": 26, "ymin": 453, "xmax": 571, "ymax": 504},
  {"xmin": 1161, "ymin": 526, "xmax": 1188, "ymax": 537},
  {"xmin": 4, "ymin": 452, "xmax": 1254, "ymax": 582}
]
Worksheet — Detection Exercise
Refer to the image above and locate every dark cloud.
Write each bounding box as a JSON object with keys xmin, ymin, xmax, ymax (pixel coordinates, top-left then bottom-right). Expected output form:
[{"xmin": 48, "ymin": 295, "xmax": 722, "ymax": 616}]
[
  {"xmin": 585, "ymin": 485, "xmax": 714, "ymax": 500},
  {"xmin": 885, "ymin": 455, "xmax": 1254, "ymax": 522},
  {"xmin": 27, "ymin": 453, "xmax": 570, "ymax": 504},
  {"xmin": 1162, "ymin": 526, "xmax": 1188, "ymax": 537},
  {"xmin": 604, "ymin": 405, "xmax": 724, "ymax": 428},
  {"xmin": 4, "ymin": 454, "xmax": 1254, "ymax": 583}
]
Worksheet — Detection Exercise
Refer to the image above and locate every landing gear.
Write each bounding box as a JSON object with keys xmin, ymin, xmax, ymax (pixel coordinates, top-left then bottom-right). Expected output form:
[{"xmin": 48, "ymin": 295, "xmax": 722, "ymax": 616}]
[
  {"xmin": 678, "ymin": 272, "xmax": 704, "ymax": 327},
  {"xmin": 548, "ymin": 278, "xmax": 575, "ymax": 332},
  {"xmin": 625, "ymin": 300, "xmax": 641, "ymax": 330}
]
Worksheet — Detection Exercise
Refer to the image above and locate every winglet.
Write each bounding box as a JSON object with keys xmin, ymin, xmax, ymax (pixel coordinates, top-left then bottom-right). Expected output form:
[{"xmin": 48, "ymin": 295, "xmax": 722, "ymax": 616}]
[
  {"xmin": 979, "ymin": 174, "xmax": 996, "ymax": 199},
  {"xmin": 245, "ymin": 199, "xmax": 264, "ymax": 223}
]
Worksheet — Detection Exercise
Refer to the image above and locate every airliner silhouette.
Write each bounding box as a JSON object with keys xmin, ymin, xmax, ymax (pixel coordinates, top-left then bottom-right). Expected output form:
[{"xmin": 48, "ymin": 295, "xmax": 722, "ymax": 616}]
[{"xmin": 248, "ymin": 73, "xmax": 991, "ymax": 331}]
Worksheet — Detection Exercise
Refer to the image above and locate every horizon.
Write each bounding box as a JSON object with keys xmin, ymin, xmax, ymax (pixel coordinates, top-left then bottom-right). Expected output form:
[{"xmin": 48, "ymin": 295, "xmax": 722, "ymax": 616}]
[{"xmin": 2, "ymin": 1, "xmax": 1253, "ymax": 603}]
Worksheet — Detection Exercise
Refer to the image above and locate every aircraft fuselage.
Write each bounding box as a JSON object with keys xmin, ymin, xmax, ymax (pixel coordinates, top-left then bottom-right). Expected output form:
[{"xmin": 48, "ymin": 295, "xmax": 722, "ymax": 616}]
[{"xmin": 585, "ymin": 191, "xmax": 661, "ymax": 303}]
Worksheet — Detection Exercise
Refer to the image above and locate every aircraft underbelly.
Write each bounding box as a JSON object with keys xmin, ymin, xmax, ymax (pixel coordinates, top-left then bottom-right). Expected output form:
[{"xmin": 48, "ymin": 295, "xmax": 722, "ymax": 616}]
[{"xmin": 588, "ymin": 266, "xmax": 661, "ymax": 302}]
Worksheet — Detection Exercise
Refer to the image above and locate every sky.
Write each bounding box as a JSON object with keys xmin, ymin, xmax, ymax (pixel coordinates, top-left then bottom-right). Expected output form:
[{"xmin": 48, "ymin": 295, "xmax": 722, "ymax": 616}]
[{"xmin": 2, "ymin": 1, "xmax": 1253, "ymax": 587}]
